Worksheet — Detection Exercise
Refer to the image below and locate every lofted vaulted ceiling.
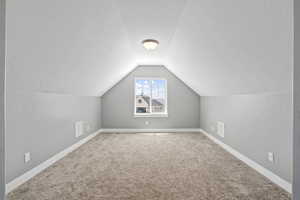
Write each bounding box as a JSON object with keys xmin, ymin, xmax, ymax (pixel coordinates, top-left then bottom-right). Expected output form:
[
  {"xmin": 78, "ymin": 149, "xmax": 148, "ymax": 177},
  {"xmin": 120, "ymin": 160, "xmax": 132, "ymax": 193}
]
[
  {"xmin": 6, "ymin": 0, "xmax": 293, "ymax": 96},
  {"xmin": 114, "ymin": 0, "xmax": 187, "ymax": 64}
]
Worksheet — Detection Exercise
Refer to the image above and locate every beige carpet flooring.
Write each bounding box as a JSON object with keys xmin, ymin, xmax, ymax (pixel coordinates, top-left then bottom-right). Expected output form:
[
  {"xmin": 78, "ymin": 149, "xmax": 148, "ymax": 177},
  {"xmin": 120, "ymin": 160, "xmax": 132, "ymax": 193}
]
[{"xmin": 8, "ymin": 133, "xmax": 291, "ymax": 200}]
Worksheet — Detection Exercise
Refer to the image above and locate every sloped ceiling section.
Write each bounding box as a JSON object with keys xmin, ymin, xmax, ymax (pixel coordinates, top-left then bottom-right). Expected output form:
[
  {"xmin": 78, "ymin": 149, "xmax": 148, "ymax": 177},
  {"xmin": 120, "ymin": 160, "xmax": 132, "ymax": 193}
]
[
  {"xmin": 7, "ymin": 0, "xmax": 293, "ymax": 96},
  {"xmin": 166, "ymin": 0, "xmax": 293, "ymax": 95},
  {"xmin": 6, "ymin": 0, "xmax": 135, "ymax": 96},
  {"xmin": 114, "ymin": 0, "xmax": 187, "ymax": 64}
]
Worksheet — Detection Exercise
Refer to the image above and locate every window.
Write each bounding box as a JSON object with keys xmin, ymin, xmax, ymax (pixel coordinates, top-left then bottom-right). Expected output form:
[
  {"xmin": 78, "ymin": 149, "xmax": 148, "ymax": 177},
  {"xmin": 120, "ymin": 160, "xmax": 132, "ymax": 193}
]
[{"xmin": 134, "ymin": 78, "xmax": 167, "ymax": 117}]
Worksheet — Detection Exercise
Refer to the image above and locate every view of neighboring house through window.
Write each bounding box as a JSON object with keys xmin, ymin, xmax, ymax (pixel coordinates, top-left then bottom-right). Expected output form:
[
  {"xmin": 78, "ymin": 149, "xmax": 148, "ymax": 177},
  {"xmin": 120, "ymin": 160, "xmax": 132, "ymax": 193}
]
[{"xmin": 135, "ymin": 78, "xmax": 167, "ymax": 116}]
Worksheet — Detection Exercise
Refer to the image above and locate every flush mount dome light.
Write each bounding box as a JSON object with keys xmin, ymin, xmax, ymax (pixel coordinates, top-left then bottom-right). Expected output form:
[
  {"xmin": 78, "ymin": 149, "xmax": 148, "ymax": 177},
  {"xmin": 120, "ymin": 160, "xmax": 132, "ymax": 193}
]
[{"xmin": 142, "ymin": 39, "xmax": 159, "ymax": 50}]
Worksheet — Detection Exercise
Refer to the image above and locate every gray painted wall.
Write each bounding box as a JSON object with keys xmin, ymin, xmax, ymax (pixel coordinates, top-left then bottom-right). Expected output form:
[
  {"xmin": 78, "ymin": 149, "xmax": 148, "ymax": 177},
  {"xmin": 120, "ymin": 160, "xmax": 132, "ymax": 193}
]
[
  {"xmin": 200, "ymin": 93, "xmax": 293, "ymax": 183},
  {"xmin": 102, "ymin": 66, "xmax": 200, "ymax": 129},
  {"xmin": 6, "ymin": 91, "xmax": 101, "ymax": 182},
  {"xmin": 294, "ymin": 0, "xmax": 300, "ymax": 198},
  {"xmin": 0, "ymin": 0, "xmax": 5, "ymax": 198},
  {"xmin": 6, "ymin": 0, "xmax": 104, "ymax": 185}
]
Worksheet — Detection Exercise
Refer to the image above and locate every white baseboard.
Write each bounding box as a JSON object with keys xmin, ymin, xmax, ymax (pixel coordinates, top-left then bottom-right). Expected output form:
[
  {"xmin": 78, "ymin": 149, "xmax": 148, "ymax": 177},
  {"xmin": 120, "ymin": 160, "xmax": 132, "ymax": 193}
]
[
  {"xmin": 200, "ymin": 129, "xmax": 292, "ymax": 193},
  {"xmin": 6, "ymin": 129, "xmax": 102, "ymax": 194},
  {"xmin": 101, "ymin": 128, "xmax": 202, "ymax": 133},
  {"xmin": 6, "ymin": 128, "xmax": 292, "ymax": 194}
]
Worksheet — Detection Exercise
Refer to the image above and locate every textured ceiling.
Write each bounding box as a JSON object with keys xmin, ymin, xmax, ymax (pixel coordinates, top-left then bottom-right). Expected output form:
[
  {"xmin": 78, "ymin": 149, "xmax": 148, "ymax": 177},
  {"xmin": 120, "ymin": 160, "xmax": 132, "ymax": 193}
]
[{"xmin": 6, "ymin": 0, "xmax": 293, "ymax": 96}]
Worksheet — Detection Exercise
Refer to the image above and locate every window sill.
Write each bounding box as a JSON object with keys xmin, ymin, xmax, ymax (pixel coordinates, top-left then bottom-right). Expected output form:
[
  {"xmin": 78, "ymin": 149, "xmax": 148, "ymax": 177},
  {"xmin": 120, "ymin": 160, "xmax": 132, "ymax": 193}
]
[{"xmin": 134, "ymin": 113, "xmax": 168, "ymax": 118}]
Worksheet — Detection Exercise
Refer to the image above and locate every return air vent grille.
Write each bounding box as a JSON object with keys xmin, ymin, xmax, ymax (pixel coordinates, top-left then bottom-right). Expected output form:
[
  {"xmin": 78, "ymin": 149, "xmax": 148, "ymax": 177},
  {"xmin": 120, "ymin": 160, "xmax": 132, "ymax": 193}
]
[{"xmin": 75, "ymin": 121, "xmax": 90, "ymax": 138}]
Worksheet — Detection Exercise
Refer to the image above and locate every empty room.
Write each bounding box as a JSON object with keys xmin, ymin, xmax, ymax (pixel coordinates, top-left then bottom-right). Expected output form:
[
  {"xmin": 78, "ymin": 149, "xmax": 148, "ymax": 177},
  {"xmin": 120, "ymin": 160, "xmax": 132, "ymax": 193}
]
[{"xmin": 1, "ymin": 0, "xmax": 300, "ymax": 199}]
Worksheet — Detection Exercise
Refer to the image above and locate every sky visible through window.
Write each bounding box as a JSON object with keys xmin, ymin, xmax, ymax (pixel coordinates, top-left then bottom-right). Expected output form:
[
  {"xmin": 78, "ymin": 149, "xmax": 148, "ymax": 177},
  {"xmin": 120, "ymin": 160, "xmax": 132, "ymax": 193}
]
[{"xmin": 135, "ymin": 79, "xmax": 166, "ymax": 99}]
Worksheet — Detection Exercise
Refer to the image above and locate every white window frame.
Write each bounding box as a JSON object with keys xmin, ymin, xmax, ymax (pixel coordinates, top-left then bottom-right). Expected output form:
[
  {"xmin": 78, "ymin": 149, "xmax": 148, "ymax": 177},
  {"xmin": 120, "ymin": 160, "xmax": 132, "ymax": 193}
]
[{"xmin": 134, "ymin": 77, "xmax": 168, "ymax": 118}]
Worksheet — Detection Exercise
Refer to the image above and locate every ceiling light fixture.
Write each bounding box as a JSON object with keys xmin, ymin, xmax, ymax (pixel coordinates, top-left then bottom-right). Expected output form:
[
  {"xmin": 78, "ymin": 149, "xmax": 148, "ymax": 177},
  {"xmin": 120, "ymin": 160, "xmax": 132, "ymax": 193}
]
[{"xmin": 142, "ymin": 39, "xmax": 159, "ymax": 50}]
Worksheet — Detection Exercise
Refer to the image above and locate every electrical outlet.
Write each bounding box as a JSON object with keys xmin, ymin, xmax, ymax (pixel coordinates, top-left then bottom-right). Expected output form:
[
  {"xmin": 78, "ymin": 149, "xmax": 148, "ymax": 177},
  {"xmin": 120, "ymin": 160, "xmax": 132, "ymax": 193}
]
[
  {"xmin": 217, "ymin": 122, "xmax": 225, "ymax": 138},
  {"xmin": 75, "ymin": 121, "xmax": 82, "ymax": 138},
  {"xmin": 24, "ymin": 152, "xmax": 31, "ymax": 163},
  {"xmin": 268, "ymin": 152, "xmax": 274, "ymax": 163},
  {"xmin": 145, "ymin": 121, "xmax": 150, "ymax": 125}
]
